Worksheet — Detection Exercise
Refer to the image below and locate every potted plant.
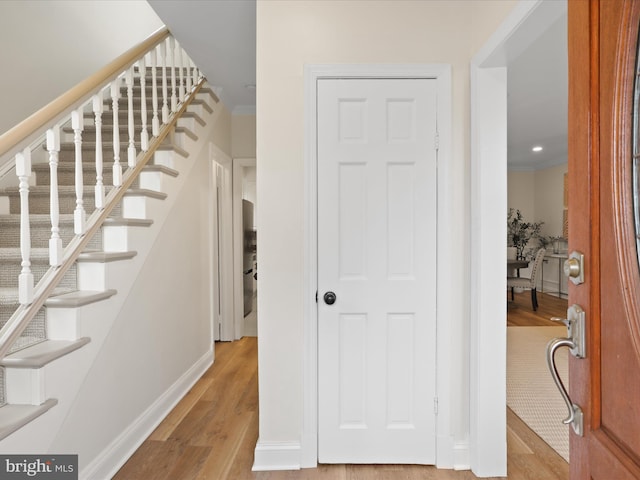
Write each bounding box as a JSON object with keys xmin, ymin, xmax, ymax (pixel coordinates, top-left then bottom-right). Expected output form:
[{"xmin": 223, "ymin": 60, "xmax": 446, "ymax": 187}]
[{"xmin": 507, "ymin": 208, "xmax": 544, "ymax": 260}]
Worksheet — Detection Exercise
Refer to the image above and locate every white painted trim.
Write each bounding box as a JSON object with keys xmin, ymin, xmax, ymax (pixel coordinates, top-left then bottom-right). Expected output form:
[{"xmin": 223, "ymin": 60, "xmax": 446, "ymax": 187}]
[
  {"xmin": 453, "ymin": 441, "xmax": 471, "ymax": 471},
  {"xmin": 232, "ymin": 157, "xmax": 257, "ymax": 340},
  {"xmin": 80, "ymin": 350, "xmax": 213, "ymax": 480},
  {"xmin": 470, "ymin": 65, "xmax": 508, "ymax": 478},
  {"xmin": 302, "ymin": 63, "xmax": 452, "ymax": 468},
  {"xmin": 252, "ymin": 440, "xmax": 301, "ymax": 471},
  {"xmin": 469, "ymin": 0, "xmax": 565, "ymax": 476},
  {"xmin": 210, "ymin": 144, "xmax": 235, "ymax": 341}
]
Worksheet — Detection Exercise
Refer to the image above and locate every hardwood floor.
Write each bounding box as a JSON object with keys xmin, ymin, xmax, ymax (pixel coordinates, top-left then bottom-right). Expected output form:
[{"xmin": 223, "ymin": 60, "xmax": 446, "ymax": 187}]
[
  {"xmin": 114, "ymin": 292, "xmax": 569, "ymax": 479},
  {"xmin": 507, "ymin": 290, "xmax": 568, "ymax": 327}
]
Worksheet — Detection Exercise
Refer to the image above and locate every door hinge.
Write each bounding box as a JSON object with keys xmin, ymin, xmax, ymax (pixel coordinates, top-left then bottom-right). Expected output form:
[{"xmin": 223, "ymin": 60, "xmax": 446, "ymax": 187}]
[
  {"xmin": 315, "ymin": 291, "xmax": 318, "ymax": 303},
  {"xmin": 434, "ymin": 133, "xmax": 439, "ymax": 151},
  {"xmin": 433, "ymin": 397, "xmax": 438, "ymax": 415}
]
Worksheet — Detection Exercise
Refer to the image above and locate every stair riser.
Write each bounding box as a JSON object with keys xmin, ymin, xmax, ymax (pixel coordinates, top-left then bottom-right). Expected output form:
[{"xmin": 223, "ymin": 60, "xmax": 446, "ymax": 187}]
[
  {"xmin": 63, "ymin": 127, "xmax": 154, "ymax": 144},
  {"xmin": 0, "ymin": 259, "xmax": 77, "ymax": 290},
  {"xmin": 32, "ymin": 165, "xmax": 135, "ymax": 189},
  {"xmin": 6, "ymin": 191, "xmax": 122, "ymax": 216},
  {"xmin": 106, "ymin": 97, "xmax": 174, "ymax": 109},
  {"xmin": 0, "ymin": 309, "xmax": 46, "ymax": 353},
  {"xmin": 0, "ymin": 221, "xmax": 102, "ymax": 250}
]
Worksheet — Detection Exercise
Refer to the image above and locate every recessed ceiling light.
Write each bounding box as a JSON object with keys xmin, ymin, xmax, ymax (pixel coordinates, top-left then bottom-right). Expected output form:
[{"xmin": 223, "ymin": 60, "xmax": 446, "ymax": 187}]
[{"xmin": 532, "ymin": 146, "xmax": 543, "ymax": 152}]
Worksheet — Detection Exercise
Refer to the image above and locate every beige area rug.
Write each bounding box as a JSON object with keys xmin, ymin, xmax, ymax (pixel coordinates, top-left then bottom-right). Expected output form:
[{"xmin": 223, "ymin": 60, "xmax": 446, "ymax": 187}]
[{"xmin": 507, "ymin": 326, "xmax": 569, "ymax": 462}]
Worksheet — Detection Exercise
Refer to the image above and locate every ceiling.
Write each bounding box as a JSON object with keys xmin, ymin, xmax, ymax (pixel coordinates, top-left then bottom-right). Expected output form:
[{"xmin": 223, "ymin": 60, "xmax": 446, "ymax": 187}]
[
  {"xmin": 148, "ymin": 0, "xmax": 256, "ymax": 114},
  {"xmin": 506, "ymin": 9, "xmax": 568, "ymax": 171},
  {"xmin": 148, "ymin": 1, "xmax": 567, "ymax": 171}
]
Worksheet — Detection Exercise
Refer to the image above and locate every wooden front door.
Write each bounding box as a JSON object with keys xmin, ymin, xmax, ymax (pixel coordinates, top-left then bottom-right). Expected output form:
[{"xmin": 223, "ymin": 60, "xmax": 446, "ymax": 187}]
[{"xmin": 569, "ymin": 1, "xmax": 640, "ymax": 478}]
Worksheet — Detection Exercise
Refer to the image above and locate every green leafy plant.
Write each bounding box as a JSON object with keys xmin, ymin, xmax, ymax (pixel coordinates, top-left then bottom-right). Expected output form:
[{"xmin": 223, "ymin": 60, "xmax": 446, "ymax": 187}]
[{"xmin": 507, "ymin": 208, "xmax": 544, "ymax": 260}]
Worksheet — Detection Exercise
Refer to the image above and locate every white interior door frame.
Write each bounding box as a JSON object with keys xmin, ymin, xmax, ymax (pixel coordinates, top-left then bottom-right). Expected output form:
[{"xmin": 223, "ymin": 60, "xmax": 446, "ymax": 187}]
[
  {"xmin": 210, "ymin": 143, "xmax": 235, "ymax": 342},
  {"xmin": 210, "ymin": 159, "xmax": 222, "ymax": 342},
  {"xmin": 469, "ymin": 0, "xmax": 566, "ymax": 476},
  {"xmin": 233, "ymin": 157, "xmax": 257, "ymax": 340},
  {"xmin": 302, "ymin": 64, "xmax": 452, "ymax": 468}
]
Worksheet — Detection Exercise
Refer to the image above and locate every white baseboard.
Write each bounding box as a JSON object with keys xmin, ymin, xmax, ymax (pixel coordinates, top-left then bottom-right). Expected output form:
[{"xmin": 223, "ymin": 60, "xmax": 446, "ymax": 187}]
[
  {"xmin": 436, "ymin": 435, "xmax": 454, "ymax": 468},
  {"xmin": 252, "ymin": 440, "xmax": 301, "ymax": 471},
  {"xmin": 453, "ymin": 441, "xmax": 470, "ymax": 470},
  {"xmin": 80, "ymin": 350, "xmax": 213, "ymax": 480}
]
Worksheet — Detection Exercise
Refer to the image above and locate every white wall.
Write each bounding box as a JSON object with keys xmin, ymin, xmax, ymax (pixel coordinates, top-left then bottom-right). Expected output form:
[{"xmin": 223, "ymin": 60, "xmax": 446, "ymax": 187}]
[
  {"xmin": 232, "ymin": 114, "xmax": 257, "ymax": 158},
  {"xmin": 507, "ymin": 163, "xmax": 568, "ymax": 292},
  {"xmin": 256, "ymin": 0, "xmax": 516, "ymax": 467},
  {"xmin": 0, "ymin": 0, "xmax": 164, "ymax": 135},
  {"xmin": 507, "ymin": 163, "xmax": 567, "ymax": 238},
  {"xmin": 507, "ymin": 171, "xmax": 536, "ymax": 222},
  {"xmin": 535, "ymin": 163, "xmax": 568, "ymax": 238}
]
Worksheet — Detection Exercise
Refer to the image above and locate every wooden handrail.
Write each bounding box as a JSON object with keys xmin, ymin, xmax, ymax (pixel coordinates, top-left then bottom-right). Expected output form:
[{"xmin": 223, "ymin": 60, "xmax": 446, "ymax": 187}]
[{"xmin": 0, "ymin": 27, "xmax": 170, "ymax": 160}]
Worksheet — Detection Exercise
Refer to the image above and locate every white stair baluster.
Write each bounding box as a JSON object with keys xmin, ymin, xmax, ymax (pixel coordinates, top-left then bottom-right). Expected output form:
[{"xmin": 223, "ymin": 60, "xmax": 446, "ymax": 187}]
[
  {"xmin": 93, "ymin": 92, "xmax": 105, "ymax": 209},
  {"xmin": 151, "ymin": 47, "xmax": 160, "ymax": 137},
  {"xmin": 184, "ymin": 50, "xmax": 192, "ymax": 95},
  {"xmin": 161, "ymin": 41, "xmax": 169, "ymax": 124},
  {"xmin": 110, "ymin": 79, "xmax": 122, "ymax": 186},
  {"xmin": 169, "ymin": 37, "xmax": 177, "ymax": 113},
  {"xmin": 71, "ymin": 108, "xmax": 86, "ymax": 234},
  {"xmin": 16, "ymin": 148, "xmax": 33, "ymax": 305},
  {"xmin": 190, "ymin": 59, "xmax": 198, "ymax": 88},
  {"xmin": 176, "ymin": 41, "xmax": 185, "ymax": 102},
  {"xmin": 126, "ymin": 67, "xmax": 136, "ymax": 167},
  {"xmin": 139, "ymin": 58, "xmax": 149, "ymax": 152},
  {"xmin": 46, "ymin": 126, "xmax": 62, "ymax": 266}
]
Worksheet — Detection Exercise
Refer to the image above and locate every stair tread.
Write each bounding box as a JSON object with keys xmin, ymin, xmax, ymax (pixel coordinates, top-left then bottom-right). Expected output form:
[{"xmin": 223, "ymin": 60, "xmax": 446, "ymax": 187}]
[
  {"xmin": 1, "ymin": 185, "xmax": 112, "ymax": 194},
  {"xmin": 0, "ymin": 247, "xmax": 52, "ymax": 260},
  {"xmin": 104, "ymin": 217, "xmax": 154, "ymax": 227},
  {"xmin": 0, "ymin": 337, "xmax": 90, "ymax": 368},
  {"xmin": 46, "ymin": 289, "xmax": 117, "ymax": 308},
  {"xmin": 0, "ymin": 399, "xmax": 58, "ymax": 441},
  {"xmin": 0, "ymin": 213, "xmax": 75, "ymax": 223},
  {"xmin": 1, "ymin": 185, "xmax": 170, "ymax": 197},
  {"xmin": 0, "ymin": 287, "xmax": 75, "ymax": 305},
  {"xmin": 124, "ymin": 188, "xmax": 168, "ymax": 200},
  {"xmin": 77, "ymin": 250, "xmax": 137, "ymax": 262}
]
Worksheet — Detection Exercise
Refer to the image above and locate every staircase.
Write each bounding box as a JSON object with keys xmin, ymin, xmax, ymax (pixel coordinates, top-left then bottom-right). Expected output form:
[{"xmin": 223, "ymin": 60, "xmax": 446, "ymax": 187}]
[{"xmin": 0, "ymin": 32, "xmax": 220, "ymax": 470}]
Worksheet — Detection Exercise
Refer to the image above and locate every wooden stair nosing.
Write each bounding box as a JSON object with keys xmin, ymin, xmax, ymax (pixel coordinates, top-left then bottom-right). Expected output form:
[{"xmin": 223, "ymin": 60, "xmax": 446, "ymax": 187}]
[
  {"xmin": 124, "ymin": 188, "xmax": 168, "ymax": 200},
  {"xmin": 0, "ymin": 337, "xmax": 90, "ymax": 368},
  {"xmin": 174, "ymin": 126, "xmax": 198, "ymax": 141},
  {"xmin": 76, "ymin": 250, "xmax": 137, "ymax": 263},
  {"xmin": 103, "ymin": 217, "xmax": 154, "ymax": 228},
  {"xmin": 0, "ymin": 398, "xmax": 58, "ymax": 441},
  {"xmin": 46, "ymin": 288, "xmax": 117, "ymax": 308}
]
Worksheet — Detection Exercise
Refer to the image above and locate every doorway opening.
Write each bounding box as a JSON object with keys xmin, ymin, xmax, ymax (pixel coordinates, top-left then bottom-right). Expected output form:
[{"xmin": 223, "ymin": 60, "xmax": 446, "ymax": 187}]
[{"xmin": 471, "ymin": 0, "xmax": 569, "ymax": 475}]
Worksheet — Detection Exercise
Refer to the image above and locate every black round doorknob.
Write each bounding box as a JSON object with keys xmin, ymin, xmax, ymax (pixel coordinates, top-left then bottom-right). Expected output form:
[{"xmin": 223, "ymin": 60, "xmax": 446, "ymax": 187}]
[{"xmin": 323, "ymin": 291, "xmax": 337, "ymax": 305}]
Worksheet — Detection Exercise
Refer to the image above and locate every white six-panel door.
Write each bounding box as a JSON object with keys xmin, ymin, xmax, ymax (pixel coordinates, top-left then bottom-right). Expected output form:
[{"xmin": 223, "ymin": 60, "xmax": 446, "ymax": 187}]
[{"xmin": 317, "ymin": 78, "xmax": 438, "ymax": 463}]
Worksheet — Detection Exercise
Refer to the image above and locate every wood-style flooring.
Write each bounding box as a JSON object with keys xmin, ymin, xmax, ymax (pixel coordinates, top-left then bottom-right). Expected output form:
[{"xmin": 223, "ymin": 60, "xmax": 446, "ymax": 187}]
[{"xmin": 114, "ymin": 291, "xmax": 568, "ymax": 479}]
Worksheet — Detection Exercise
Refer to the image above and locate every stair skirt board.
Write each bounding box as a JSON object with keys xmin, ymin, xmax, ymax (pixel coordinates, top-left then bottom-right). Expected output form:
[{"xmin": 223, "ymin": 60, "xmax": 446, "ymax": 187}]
[{"xmin": 81, "ymin": 350, "xmax": 212, "ymax": 480}]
